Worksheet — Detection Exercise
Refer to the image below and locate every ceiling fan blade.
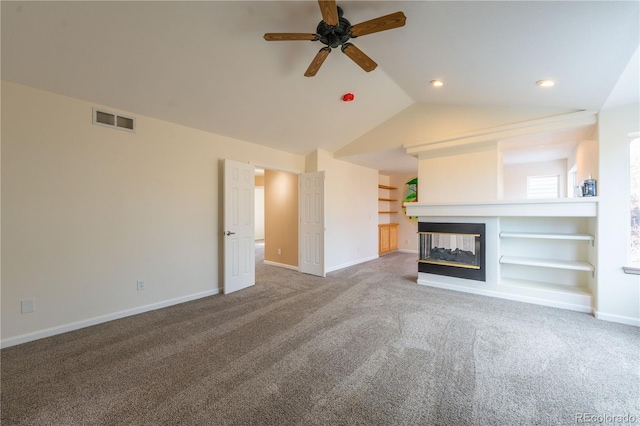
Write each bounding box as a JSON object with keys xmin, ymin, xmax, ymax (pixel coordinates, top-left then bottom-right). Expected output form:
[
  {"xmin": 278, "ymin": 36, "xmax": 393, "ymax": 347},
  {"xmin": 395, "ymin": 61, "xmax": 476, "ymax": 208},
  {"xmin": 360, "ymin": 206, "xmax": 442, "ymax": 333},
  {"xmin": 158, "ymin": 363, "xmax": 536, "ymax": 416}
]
[
  {"xmin": 264, "ymin": 33, "xmax": 319, "ymax": 41},
  {"xmin": 304, "ymin": 47, "xmax": 331, "ymax": 77},
  {"xmin": 341, "ymin": 43, "xmax": 377, "ymax": 72},
  {"xmin": 317, "ymin": 0, "xmax": 339, "ymax": 26},
  {"xmin": 349, "ymin": 11, "xmax": 406, "ymax": 37}
]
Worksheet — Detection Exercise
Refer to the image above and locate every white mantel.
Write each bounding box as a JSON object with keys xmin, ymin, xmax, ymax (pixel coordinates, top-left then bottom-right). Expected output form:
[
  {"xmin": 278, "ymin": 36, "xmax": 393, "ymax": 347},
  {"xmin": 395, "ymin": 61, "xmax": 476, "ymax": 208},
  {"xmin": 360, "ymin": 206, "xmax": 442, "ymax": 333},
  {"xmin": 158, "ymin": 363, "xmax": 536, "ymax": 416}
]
[{"xmin": 405, "ymin": 197, "xmax": 599, "ymax": 218}]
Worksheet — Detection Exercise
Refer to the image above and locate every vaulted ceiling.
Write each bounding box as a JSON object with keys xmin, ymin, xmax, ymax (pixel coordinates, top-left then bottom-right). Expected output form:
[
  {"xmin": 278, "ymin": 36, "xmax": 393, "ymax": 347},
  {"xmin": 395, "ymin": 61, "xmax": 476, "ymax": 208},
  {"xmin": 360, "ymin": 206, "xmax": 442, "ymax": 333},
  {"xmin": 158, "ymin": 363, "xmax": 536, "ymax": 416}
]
[{"xmin": 2, "ymin": 1, "xmax": 638, "ymax": 174}]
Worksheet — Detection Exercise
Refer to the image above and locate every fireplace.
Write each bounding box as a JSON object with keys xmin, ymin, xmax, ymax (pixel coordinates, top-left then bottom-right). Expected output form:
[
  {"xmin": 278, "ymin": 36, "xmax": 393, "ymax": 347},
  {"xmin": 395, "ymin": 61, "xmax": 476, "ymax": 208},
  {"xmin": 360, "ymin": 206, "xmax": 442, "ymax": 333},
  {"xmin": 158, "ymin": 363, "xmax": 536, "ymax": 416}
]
[{"xmin": 418, "ymin": 222, "xmax": 486, "ymax": 281}]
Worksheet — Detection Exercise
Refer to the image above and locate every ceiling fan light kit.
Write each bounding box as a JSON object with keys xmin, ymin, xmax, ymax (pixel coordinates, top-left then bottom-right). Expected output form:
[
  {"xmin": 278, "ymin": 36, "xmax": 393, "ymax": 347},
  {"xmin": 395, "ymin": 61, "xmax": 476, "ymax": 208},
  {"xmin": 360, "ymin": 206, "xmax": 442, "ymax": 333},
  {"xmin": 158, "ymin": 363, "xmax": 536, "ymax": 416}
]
[{"xmin": 264, "ymin": 0, "xmax": 406, "ymax": 77}]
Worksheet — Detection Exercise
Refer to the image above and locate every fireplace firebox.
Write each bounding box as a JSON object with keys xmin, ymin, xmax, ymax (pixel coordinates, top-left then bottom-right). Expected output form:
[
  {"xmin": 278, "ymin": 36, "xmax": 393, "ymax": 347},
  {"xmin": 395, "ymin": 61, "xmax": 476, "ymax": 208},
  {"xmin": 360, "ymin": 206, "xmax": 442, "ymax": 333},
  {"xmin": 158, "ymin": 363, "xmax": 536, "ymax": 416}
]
[{"xmin": 418, "ymin": 222, "xmax": 486, "ymax": 281}]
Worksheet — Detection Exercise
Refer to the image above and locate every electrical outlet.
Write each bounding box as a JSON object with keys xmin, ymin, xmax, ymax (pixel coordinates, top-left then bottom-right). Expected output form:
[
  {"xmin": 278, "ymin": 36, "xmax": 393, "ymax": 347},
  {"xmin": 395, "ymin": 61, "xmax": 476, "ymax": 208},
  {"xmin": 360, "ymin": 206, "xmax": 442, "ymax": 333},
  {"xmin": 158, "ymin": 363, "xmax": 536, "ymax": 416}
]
[
  {"xmin": 405, "ymin": 239, "xmax": 409, "ymax": 244},
  {"xmin": 137, "ymin": 280, "xmax": 146, "ymax": 291},
  {"xmin": 277, "ymin": 248, "xmax": 281, "ymax": 255},
  {"xmin": 21, "ymin": 299, "xmax": 34, "ymax": 314}
]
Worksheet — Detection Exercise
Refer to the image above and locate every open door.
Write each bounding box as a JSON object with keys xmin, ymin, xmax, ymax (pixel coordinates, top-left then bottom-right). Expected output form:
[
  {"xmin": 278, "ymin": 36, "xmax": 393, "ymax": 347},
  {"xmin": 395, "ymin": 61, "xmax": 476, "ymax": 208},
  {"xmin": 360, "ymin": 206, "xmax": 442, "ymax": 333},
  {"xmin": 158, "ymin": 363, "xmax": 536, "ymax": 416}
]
[
  {"xmin": 223, "ymin": 159, "xmax": 255, "ymax": 294},
  {"xmin": 299, "ymin": 171, "xmax": 325, "ymax": 277}
]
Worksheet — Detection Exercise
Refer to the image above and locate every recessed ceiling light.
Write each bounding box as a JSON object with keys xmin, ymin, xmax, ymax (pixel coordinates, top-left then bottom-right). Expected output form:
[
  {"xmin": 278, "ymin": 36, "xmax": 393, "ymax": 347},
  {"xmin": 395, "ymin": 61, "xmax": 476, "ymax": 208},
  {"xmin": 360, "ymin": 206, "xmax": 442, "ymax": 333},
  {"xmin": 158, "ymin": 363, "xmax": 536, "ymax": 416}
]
[
  {"xmin": 430, "ymin": 80, "xmax": 444, "ymax": 87},
  {"xmin": 536, "ymin": 79, "xmax": 557, "ymax": 88}
]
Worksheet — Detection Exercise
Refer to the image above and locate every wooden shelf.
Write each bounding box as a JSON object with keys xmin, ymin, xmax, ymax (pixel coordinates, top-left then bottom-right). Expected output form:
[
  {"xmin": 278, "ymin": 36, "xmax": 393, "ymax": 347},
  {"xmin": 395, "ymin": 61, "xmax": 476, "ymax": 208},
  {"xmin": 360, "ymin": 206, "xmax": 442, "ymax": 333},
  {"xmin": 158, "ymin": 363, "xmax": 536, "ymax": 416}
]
[
  {"xmin": 378, "ymin": 198, "xmax": 398, "ymax": 202},
  {"xmin": 500, "ymin": 232, "xmax": 594, "ymax": 241},
  {"xmin": 500, "ymin": 256, "xmax": 594, "ymax": 272},
  {"xmin": 378, "ymin": 185, "xmax": 397, "ymax": 190},
  {"xmin": 379, "ymin": 211, "xmax": 398, "ymax": 214}
]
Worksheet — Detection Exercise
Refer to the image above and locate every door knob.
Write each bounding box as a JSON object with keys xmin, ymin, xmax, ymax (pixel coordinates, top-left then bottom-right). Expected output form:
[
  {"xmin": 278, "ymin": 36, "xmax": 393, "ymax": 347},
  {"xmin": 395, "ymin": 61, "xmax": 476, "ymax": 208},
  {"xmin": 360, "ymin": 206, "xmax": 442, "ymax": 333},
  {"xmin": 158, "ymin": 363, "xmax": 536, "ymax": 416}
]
[{"xmin": 225, "ymin": 231, "xmax": 236, "ymax": 236}]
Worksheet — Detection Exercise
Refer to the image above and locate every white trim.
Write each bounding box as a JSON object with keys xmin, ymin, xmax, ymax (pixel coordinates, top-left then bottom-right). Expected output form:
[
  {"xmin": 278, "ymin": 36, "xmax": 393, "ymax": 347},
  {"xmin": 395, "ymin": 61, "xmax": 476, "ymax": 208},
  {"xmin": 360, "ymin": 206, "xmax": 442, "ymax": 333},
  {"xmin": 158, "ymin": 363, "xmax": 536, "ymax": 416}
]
[
  {"xmin": 595, "ymin": 311, "xmax": 640, "ymax": 327},
  {"xmin": 398, "ymin": 249, "xmax": 419, "ymax": 254},
  {"xmin": 417, "ymin": 279, "xmax": 593, "ymax": 314},
  {"xmin": 405, "ymin": 198, "xmax": 598, "ymax": 218},
  {"xmin": 326, "ymin": 255, "xmax": 379, "ymax": 273},
  {"xmin": 263, "ymin": 260, "xmax": 299, "ymax": 271},
  {"xmin": 0, "ymin": 289, "xmax": 219, "ymax": 348},
  {"xmin": 405, "ymin": 110, "xmax": 597, "ymax": 154}
]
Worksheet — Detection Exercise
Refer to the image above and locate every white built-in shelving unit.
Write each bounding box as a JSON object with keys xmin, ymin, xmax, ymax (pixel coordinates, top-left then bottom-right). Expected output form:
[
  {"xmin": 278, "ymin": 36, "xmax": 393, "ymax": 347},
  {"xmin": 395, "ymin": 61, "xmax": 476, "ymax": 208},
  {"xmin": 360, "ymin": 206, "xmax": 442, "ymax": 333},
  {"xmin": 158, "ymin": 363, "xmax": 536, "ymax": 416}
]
[
  {"xmin": 405, "ymin": 198, "xmax": 598, "ymax": 314},
  {"xmin": 499, "ymin": 231, "xmax": 595, "ymax": 272}
]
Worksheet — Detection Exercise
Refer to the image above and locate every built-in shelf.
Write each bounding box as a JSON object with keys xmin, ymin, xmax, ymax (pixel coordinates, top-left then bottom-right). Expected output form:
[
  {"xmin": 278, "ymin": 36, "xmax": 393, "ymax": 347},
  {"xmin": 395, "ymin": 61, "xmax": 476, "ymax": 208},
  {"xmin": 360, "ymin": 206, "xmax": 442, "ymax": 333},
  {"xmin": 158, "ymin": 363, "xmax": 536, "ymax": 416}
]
[
  {"xmin": 500, "ymin": 232, "xmax": 594, "ymax": 241},
  {"xmin": 498, "ymin": 278, "xmax": 592, "ymax": 312},
  {"xmin": 500, "ymin": 255, "xmax": 594, "ymax": 272},
  {"xmin": 379, "ymin": 185, "xmax": 398, "ymax": 215},
  {"xmin": 501, "ymin": 278, "xmax": 591, "ymax": 295}
]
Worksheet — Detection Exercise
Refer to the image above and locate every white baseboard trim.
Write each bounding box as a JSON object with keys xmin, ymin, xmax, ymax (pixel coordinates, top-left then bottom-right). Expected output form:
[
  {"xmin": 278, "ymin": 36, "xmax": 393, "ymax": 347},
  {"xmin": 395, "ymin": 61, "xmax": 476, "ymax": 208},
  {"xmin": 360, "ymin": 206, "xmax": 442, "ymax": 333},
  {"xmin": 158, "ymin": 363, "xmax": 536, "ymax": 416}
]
[
  {"xmin": 326, "ymin": 255, "xmax": 379, "ymax": 273},
  {"xmin": 263, "ymin": 260, "xmax": 299, "ymax": 271},
  {"xmin": 417, "ymin": 279, "xmax": 593, "ymax": 314},
  {"xmin": 398, "ymin": 249, "xmax": 419, "ymax": 254},
  {"xmin": 595, "ymin": 311, "xmax": 640, "ymax": 327},
  {"xmin": 1, "ymin": 289, "xmax": 220, "ymax": 349}
]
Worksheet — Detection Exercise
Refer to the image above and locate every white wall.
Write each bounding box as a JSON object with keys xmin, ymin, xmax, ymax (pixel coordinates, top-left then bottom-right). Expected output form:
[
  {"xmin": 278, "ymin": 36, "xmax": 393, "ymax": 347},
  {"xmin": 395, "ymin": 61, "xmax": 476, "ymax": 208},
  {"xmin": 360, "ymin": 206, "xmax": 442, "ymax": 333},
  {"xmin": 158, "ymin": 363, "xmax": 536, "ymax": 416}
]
[
  {"xmin": 314, "ymin": 149, "xmax": 379, "ymax": 272},
  {"xmin": 503, "ymin": 159, "xmax": 567, "ymax": 200},
  {"xmin": 418, "ymin": 142, "xmax": 501, "ymax": 203},
  {"xmin": 575, "ymin": 139, "xmax": 599, "ymax": 183},
  {"xmin": 1, "ymin": 81, "xmax": 305, "ymax": 345},
  {"xmin": 596, "ymin": 102, "xmax": 640, "ymax": 325}
]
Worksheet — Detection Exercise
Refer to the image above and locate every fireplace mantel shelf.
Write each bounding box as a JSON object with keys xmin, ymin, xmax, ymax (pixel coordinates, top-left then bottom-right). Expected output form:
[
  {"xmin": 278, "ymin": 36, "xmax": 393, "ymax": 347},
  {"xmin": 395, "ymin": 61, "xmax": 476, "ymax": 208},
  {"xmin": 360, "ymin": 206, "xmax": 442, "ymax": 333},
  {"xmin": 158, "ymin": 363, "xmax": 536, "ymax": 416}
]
[{"xmin": 405, "ymin": 198, "xmax": 599, "ymax": 218}]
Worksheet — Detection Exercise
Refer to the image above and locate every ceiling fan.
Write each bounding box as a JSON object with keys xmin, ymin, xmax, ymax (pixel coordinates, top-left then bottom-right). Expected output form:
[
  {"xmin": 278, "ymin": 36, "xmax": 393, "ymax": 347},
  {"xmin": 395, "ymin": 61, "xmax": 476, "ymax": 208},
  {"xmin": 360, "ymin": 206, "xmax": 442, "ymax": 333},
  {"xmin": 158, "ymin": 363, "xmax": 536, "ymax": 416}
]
[{"xmin": 264, "ymin": 0, "xmax": 406, "ymax": 77}]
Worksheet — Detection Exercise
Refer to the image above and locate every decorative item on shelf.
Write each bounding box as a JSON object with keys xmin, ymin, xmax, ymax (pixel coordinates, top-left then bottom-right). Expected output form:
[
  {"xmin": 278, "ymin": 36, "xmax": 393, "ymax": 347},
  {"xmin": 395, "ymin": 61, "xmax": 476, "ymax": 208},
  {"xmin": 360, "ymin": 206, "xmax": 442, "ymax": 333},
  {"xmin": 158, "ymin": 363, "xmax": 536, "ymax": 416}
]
[
  {"xmin": 401, "ymin": 177, "xmax": 418, "ymax": 224},
  {"xmin": 582, "ymin": 179, "xmax": 597, "ymax": 197}
]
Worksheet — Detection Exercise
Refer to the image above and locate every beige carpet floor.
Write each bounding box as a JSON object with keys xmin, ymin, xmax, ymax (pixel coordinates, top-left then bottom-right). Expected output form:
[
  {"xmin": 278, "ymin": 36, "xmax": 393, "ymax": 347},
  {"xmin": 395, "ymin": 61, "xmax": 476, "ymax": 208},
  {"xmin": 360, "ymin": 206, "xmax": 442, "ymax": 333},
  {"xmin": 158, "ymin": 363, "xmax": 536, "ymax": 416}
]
[{"xmin": 2, "ymin": 248, "xmax": 639, "ymax": 425}]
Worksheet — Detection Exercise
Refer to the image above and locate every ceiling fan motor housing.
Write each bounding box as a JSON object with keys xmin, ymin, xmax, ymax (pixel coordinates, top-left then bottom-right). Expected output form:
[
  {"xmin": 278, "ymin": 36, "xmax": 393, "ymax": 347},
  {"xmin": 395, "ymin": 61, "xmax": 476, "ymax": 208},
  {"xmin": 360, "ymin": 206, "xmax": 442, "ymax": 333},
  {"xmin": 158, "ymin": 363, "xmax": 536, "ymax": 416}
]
[{"xmin": 317, "ymin": 10, "xmax": 352, "ymax": 48}]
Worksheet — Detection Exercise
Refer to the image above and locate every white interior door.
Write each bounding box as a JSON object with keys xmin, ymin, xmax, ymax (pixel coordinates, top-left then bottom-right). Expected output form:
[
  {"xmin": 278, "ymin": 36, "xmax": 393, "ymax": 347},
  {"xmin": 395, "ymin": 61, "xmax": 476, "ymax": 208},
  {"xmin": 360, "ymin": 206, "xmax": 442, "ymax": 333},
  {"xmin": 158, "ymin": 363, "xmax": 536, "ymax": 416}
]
[
  {"xmin": 224, "ymin": 159, "xmax": 255, "ymax": 294},
  {"xmin": 299, "ymin": 171, "xmax": 325, "ymax": 277}
]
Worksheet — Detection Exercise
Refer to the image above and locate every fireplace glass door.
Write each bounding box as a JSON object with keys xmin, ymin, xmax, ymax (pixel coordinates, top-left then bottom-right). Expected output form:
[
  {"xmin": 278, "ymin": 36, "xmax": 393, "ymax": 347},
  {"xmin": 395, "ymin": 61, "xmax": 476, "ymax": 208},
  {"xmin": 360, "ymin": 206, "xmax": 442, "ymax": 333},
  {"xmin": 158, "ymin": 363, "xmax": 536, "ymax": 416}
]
[
  {"xmin": 418, "ymin": 222, "xmax": 486, "ymax": 281},
  {"xmin": 419, "ymin": 232, "xmax": 480, "ymax": 269}
]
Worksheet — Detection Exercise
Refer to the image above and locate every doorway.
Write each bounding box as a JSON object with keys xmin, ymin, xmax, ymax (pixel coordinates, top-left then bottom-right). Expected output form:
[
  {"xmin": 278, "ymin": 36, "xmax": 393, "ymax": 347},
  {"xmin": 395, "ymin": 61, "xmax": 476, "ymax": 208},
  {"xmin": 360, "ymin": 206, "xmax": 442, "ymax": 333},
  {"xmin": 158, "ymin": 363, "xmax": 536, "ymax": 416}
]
[{"xmin": 255, "ymin": 168, "xmax": 299, "ymax": 271}]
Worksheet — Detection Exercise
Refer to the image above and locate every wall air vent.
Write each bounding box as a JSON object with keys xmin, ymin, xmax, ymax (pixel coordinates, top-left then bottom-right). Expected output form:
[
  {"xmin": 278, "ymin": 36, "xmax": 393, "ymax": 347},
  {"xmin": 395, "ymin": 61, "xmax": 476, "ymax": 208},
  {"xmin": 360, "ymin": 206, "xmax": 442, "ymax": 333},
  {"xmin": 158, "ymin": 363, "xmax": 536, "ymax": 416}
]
[{"xmin": 92, "ymin": 108, "xmax": 136, "ymax": 132}]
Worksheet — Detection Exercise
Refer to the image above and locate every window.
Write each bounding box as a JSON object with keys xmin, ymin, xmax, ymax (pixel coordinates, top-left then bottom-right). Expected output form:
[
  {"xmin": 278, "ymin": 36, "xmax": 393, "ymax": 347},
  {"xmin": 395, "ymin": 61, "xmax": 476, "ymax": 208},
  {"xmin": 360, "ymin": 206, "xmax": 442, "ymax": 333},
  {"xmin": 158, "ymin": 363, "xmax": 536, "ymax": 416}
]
[
  {"xmin": 629, "ymin": 135, "xmax": 640, "ymax": 269},
  {"xmin": 527, "ymin": 175, "xmax": 559, "ymax": 199}
]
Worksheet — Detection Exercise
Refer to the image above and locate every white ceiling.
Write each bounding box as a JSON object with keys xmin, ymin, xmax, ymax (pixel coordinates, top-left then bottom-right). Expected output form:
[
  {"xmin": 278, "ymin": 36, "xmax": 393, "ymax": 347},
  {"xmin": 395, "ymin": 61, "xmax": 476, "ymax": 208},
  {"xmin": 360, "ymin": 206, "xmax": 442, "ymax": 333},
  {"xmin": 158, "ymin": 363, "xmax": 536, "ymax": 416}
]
[{"xmin": 2, "ymin": 1, "xmax": 639, "ymax": 174}]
